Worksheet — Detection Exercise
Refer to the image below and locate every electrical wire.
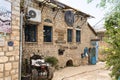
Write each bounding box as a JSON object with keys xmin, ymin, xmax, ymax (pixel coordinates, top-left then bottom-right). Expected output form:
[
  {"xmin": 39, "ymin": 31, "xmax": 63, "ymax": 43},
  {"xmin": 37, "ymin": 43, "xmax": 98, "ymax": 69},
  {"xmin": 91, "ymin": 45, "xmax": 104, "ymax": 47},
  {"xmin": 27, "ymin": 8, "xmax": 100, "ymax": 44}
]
[{"xmin": 93, "ymin": 4, "xmax": 118, "ymax": 28}]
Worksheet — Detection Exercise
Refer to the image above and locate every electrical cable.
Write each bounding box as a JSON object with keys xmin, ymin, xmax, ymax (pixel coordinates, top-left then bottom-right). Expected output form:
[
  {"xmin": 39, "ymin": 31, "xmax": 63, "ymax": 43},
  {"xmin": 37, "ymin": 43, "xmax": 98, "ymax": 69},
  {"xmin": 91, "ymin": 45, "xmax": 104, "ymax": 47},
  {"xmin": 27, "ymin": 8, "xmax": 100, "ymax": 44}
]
[{"xmin": 93, "ymin": 4, "xmax": 118, "ymax": 28}]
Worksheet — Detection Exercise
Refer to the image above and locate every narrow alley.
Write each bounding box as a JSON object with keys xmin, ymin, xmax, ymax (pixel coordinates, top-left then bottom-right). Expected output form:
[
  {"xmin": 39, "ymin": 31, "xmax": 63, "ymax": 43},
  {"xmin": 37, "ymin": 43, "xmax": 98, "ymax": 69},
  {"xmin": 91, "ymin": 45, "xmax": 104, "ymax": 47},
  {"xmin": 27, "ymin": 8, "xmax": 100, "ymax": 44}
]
[{"xmin": 52, "ymin": 62, "xmax": 112, "ymax": 80}]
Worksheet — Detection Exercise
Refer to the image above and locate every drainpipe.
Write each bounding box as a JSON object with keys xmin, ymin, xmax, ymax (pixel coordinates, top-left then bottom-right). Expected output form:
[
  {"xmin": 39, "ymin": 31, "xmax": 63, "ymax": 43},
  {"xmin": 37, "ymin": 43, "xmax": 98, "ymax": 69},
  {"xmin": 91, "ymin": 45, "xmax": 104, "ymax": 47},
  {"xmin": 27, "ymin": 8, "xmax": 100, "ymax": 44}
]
[{"xmin": 19, "ymin": 12, "xmax": 23, "ymax": 80}]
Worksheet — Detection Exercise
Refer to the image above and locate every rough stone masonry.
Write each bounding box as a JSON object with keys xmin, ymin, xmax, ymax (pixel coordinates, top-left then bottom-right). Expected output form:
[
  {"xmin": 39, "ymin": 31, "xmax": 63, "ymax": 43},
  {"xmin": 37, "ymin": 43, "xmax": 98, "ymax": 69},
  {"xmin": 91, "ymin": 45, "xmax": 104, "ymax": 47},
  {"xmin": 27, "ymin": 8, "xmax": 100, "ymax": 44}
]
[{"xmin": 0, "ymin": 0, "xmax": 20, "ymax": 80}]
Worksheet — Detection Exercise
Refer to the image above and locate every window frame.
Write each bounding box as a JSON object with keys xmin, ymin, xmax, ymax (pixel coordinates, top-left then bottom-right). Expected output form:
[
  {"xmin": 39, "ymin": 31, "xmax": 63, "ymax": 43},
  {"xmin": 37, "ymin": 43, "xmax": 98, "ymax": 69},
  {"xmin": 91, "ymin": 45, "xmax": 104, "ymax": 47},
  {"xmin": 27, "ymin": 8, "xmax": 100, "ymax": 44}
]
[
  {"xmin": 76, "ymin": 29, "xmax": 81, "ymax": 43},
  {"xmin": 67, "ymin": 29, "xmax": 73, "ymax": 42},
  {"xmin": 43, "ymin": 26, "xmax": 53, "ymax": 42},
  {"xmin": 25, "ymin": 24, "xmax": 37, "ymax": 42}
]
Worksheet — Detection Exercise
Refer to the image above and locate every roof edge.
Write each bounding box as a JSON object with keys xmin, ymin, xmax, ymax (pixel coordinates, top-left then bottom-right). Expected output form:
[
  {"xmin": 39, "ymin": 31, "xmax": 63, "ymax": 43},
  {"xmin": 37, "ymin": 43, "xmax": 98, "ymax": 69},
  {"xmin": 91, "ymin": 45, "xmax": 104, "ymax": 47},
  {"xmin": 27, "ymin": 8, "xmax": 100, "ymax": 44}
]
[{"xmin": 87, "ymin": 23, "xmax": 97, "ymax": 36}]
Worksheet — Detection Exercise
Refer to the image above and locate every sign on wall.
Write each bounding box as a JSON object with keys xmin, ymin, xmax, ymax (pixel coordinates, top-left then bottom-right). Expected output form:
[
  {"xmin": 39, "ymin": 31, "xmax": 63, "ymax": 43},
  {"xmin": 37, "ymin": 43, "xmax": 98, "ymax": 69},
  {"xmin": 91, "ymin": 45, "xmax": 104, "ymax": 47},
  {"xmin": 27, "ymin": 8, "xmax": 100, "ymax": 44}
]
[
  {"xmin": 0, "ymin": 0, "xmax": 11, "ymax": 33},
  {"xmin": 64, "ymin": 10, "xmax": 74, "ymax": 27}
]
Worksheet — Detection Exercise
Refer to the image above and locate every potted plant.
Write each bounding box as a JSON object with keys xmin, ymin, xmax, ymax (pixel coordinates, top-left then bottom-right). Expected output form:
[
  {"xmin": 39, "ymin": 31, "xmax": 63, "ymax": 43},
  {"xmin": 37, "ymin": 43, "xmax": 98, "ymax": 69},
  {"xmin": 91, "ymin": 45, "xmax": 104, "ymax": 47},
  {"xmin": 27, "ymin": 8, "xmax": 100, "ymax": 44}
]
[{"xmin": 45, "ymin": 56, "xmax": 58, "ymax": 67}]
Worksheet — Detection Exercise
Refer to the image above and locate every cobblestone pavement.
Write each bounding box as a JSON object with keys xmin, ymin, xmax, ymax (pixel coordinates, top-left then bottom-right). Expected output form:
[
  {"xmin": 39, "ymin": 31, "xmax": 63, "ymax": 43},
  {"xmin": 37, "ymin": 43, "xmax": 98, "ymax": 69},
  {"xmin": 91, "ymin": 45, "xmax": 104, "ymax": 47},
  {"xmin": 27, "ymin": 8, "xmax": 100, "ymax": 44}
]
[{"xmin": 52, "ymin": 62, "xmax": 112, "ymax": 80}]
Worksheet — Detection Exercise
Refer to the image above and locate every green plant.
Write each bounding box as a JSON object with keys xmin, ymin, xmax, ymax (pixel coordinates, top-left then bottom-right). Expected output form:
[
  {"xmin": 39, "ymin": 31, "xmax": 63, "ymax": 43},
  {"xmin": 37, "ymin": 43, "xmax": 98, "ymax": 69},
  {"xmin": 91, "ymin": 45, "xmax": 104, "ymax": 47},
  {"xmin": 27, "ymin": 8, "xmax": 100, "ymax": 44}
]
[
  {"xmin": 87, "ymin": 0, "xmax": 120, "ymax": 79},
  {"xmin": 45, "ymin": 56, "xmax": 58, "ymax": 67},
  {"xmin": 98, "ymin": 47, "xmax": 109, "ymax": 62}
]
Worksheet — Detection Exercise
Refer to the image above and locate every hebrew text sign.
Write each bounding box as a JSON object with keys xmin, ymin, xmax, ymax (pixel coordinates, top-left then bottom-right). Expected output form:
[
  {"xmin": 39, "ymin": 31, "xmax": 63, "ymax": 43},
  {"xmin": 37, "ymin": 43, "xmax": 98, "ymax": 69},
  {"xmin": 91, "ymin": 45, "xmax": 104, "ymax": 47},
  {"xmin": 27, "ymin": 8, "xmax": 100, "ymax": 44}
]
[{"xmin": 0, "ymin": 0, "xmax": 11, "ymax": 33}]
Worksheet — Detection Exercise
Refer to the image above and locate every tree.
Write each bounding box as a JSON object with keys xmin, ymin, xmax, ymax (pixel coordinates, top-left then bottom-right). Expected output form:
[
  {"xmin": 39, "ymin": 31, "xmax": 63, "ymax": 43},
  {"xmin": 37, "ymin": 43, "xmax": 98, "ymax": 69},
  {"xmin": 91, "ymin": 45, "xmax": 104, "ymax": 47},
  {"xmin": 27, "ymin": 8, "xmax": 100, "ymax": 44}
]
[
  {"xmin": 105, "ymin": 11, "xmax": 120, "ymax": 80},
  {"xmin": 87, "ymin": 0, "xmax": 120, "ymax": 79}
]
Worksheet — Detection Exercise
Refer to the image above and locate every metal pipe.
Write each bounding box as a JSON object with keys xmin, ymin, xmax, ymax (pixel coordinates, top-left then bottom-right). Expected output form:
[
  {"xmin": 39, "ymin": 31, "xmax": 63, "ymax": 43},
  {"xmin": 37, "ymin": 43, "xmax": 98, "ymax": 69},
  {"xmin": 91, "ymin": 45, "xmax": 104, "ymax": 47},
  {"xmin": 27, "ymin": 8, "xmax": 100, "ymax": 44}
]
[{"xmin": 19, "ymin": 12, "xmax": 23, "ymax": 80}]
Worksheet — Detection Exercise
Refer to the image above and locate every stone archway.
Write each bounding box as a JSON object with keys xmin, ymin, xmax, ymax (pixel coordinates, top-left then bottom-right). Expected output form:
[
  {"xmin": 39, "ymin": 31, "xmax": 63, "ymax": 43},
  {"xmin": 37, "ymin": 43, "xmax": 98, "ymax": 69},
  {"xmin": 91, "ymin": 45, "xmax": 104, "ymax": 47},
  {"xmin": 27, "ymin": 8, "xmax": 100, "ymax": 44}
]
[{"xmin": 66, "ymin": 60, "xmax": 73, "ymax": 66}]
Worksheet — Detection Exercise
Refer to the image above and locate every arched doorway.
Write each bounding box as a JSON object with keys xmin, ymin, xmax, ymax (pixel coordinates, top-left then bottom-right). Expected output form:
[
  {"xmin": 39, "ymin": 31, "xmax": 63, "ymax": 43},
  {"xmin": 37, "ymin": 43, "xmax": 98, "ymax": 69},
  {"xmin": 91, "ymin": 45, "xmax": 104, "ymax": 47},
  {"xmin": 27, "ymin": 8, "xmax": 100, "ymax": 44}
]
[{"xmin": 66, "ymin": 60, "xmax": 73, "ymax": 66}]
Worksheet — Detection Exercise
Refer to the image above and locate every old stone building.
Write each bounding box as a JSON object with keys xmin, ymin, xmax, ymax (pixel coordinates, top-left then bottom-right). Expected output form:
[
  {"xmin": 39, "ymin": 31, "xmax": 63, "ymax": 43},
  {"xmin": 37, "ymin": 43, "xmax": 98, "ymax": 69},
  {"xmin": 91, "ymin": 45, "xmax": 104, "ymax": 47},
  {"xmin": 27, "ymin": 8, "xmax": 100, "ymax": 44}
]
[
  {"xmin": 0, "ymin": 0, "xmax": 20, "ymax": 80},
  {"xmin": 22, "ymin": 0, "xmax": 97, "ymax": 67},
  {"xmin": 0, "ymin": 0, "xmax": 98, "ymax": 79}
]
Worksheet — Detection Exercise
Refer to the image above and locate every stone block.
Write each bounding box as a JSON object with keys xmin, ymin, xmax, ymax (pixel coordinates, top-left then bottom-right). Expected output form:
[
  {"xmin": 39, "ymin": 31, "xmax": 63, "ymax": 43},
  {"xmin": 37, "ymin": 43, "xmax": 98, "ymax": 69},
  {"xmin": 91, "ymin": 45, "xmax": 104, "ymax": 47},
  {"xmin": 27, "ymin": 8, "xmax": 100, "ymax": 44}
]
[
  {"xmin": 15, "ymin": 37, "xmax": 20, "ymax": 41},
  {"xmin": 10, "ymin": 70, "xmax": 15, "ymax": 75},
  {"xmin": 12, "ymin": 11, "xmax": 20, "ymax": 17},
  {"xmin": 9, "ymin": 56, "xmax": 14, "ymax": 61},
  {"xmin": 11, "ymin": 31, "xmax": 19, "ymax": 37},
  {"xmin": 15, "ymin": 56, "xmax": 19, "ymax": 61},
  {"xmin": 0, "ymin": 48, "xmax": 2, "ymax": 52},
  {"xmin": 0, "ymin": 64, "xmax": 4, "ymax": 72},
  {"xmin": 14, "ymin": 6, "xmax": 20, "ymax": 11},
  {"xmin": 0, "ymin": 52, "xmax": 4, "ymax": 56},
  {"xmin": 5, "ymin": 71, "xmax": 9, "ymax": 76},
  {"xmin": 16, "ymin": 20, "xmax": 20, "ymax": 26},
  {"xmin": 14, "ymin": 47, "xmax": 19, "ymax": 51},
  {"xmin": 8, "ymin": 47, "xmax": 14, "ymax": 51},
  {"xmin": 5, "ymin": 63, "xmax": 12, "ymax": 71},
  {"xmin": 12, "ymin": 62, "xmax": 18, "ymax": 69},
  {"xmin": 0, "ymin": 73, "xmax": 3, "ymax": 77},
  {"xmin": 12, "ymin": 74, "xmax": 18, "ymax": 80},
  {"xmin": 10, "ymin": 37, "xmax": 16, "ymax": 41},
  {"xmin": 6, "ymin": 36, "xmax": 10, "ymax": 40},
  {"xmin": 5, "ymin": 76, "xmax": 11, "ymax": 80},
  {"xmin": 6, "ymin": 51, "xmax": 19, "ymax": 56},
  {"xmin": 12, "ymin": 1, "xmax": 20, "ymax": 7},
  {"xmin": 3, "ymin": 47, "xmax": 8, "ymax": 52},
  {"xmin": 12, "ymin": 26, "xmax": 19, "ymax": 30},
  {"xmin": 11, "ymin": 21, "xmax": 16, "ymax": 26},
  {"xmin": 15, "ymin": 69, "xmax": 18, "ymax": 74},
  {"xmin": 0, "ymin": 78, "xmax": 3, "ymax": 80},
  {"xmin": 0, "ymin": 56, "xmax": 8, "ymax": 63},
  {"xmin": 13, "ymin": 41, "xmax": 19, "ymax": 46}
]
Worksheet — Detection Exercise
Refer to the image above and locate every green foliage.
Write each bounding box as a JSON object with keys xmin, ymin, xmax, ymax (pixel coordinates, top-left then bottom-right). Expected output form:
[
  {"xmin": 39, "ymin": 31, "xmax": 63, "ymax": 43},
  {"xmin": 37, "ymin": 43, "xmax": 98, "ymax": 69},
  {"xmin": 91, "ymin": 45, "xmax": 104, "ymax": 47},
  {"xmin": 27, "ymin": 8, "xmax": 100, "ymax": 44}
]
[
  {"xmin": 98, "ymin": 47, "xmax": 109, "ymax": 62},
  {"xmin": 87, "ymin": 0, "xmax": 93, "ymax": 3},
  {"xmin": 87, "ymin": 0, "xmax": 120, "ymax": 8},
  {"xmin": 45, "ymin": 56, "xmax": 58, "ymax": 67},
  {"xmin": 87, "ymin": 0, "xmax": 120, "ymax": 79},
  {"xmin": 105, "ymin": 11, "xmax": 120, "ymax": 80}
]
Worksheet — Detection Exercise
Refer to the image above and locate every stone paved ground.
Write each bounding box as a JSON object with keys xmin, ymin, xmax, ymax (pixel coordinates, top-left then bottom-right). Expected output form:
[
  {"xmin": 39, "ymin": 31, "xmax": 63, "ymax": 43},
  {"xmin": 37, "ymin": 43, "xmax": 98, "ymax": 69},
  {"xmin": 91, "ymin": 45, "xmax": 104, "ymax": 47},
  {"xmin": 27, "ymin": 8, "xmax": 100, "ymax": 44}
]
[{"xmin": 52, "ymin": 62, "xmax": 112, "ymax": 80}]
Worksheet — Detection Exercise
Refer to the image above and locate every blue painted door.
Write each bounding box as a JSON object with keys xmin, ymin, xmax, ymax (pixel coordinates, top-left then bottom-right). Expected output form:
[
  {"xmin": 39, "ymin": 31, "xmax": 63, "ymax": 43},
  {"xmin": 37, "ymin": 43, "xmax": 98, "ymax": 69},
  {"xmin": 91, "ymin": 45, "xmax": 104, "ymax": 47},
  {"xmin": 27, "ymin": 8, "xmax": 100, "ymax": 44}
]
[
  {"xmin": 95, "ymin": 41, "xmax": 99, "ymax": 62},
  {"xmin": 91, "ymin": 47, "xmax": 96, "ymax": 64},
  {"xmin": 91, "ymin": 41, "xmax": 99, "ymax": 62}
]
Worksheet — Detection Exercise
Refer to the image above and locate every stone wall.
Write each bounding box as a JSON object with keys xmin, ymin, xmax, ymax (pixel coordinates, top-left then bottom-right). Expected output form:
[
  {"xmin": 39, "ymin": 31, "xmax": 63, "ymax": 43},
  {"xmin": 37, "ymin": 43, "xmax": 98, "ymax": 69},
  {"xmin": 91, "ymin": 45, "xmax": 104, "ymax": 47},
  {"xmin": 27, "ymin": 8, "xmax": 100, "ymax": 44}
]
[
  {"xmin": 22, "ymin": 1, "xmax": 96, "ymax": 67},
  {"xmin": 0, "ymin": 0, "xmax": 20, "ymax": 80}
]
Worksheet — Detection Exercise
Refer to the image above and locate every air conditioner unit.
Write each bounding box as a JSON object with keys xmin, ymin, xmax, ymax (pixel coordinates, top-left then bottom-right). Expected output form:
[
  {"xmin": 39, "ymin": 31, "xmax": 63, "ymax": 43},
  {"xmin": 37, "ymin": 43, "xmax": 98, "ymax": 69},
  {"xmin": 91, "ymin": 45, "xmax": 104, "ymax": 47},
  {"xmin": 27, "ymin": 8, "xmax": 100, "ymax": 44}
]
[{"xmin": 28, "ymin": 7, "xmax": 41, "ymax": 23}]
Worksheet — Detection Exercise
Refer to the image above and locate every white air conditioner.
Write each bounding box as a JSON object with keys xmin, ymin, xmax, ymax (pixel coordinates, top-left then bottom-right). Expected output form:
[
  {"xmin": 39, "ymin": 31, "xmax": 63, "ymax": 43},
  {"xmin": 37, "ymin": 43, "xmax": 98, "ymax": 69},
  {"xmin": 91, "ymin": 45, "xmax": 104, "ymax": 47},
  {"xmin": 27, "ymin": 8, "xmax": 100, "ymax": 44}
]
[{"xmin": 28, "ymin": 7, "xmax": 41, "ymax": 23}]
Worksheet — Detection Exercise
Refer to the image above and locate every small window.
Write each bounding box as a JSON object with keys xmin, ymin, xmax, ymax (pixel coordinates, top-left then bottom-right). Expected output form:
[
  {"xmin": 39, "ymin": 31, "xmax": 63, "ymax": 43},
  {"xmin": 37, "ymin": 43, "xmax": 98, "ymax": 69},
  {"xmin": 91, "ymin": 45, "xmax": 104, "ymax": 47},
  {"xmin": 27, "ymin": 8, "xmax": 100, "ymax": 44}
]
[
  {"xmin": 67, "ymin": 29, "xmax": 73, "ymax": 42},
  {"xmin": 25, "ymin": 24, "xmax": 37, "ymax": 42},
  {"xmin": 76, "ymin": 30, "xmax": 81, "ymax": 42},
  {"xmin": 44, "ymin": 26, "xmax": 52, "ymax": 42}
]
